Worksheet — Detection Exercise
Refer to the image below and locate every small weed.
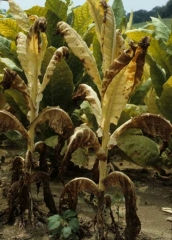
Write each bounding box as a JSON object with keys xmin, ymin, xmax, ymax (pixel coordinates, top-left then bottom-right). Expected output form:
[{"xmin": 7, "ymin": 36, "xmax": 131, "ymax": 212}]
[{"xmin": 48, "ymin": 209, "xmax": 80, "ymax": 239}]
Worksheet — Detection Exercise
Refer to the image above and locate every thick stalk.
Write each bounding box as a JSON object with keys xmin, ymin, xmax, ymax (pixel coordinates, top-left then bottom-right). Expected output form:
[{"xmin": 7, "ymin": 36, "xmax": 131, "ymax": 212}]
[{"xmin": 98, "ymin": 118, "xmax": 110, "ymax": 190}]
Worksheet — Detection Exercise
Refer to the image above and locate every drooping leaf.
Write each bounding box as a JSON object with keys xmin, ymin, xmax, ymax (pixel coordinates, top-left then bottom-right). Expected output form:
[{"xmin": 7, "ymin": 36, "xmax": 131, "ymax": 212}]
[
  {"xmin": 72, "ymin": 84, "xmax": 102, "ymax": 126},
  {"xmin": 0, "ymin": 110, "xmax": 28, "ymax": 139},
  {"xmin": 59, "ymin": 125, "xmax": 106, "ymax": 178},
  {"xmin": 100, "ymin": 0, "xmax": 116, "ymax": 73},
  {"xmin": 108, "ymin": 113, "xmax": 172, "ymax": 148},
  {"xmin": 41, "ymin": 47, "xmax": 73, "ymax": 109},
  {"xmin": 159, "ymin": 76, "xmax": 172, "ymax": 122},
  {"xmin": 39, "ymin": 46, "xmax": 69, "ymax": 95},
  {"xmin": 56, "ymin": 21, "xmax": 102, "ymax": 93},
  {"xmin": 117, "ymin": 134, "xmax": 160, "ymax": 166},
  {"xmin": 29, "ymin": 106, "xmax": 73, "ymax": 139},
  {"xmin": 1, "ymin": 68, "xmax": 32, "ymax": 115},
  {"xmin": 7, "ymin": 0, "xmax": 30, "ymax": 32},
  {"xmin": 59, "ymin": 177, "xmax": 101, "ymax": 211},
  {"xmin": 101, "ymin": 37, "xmax": 150, "ymax": 128},
  {"xmin": 72, "ymin": 2, "xmax": 93, "ymax": 36},
  {"xmin": 102, "ymin": 171, "xmax": 141, "ymax": 239}
]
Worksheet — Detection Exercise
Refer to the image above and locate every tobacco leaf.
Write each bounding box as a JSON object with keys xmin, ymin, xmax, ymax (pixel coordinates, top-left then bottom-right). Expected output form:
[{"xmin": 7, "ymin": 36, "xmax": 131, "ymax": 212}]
[
  {"xmin": 59, "ymin": 177, "xmax": 101, "ymax": 212},
  {"xmin": 0, "ymin": 110, "xmax": 28, "ymax": 139},
  {"xmin": 108, "ymin": 113, "xmax": 172, "ymax": 148},
  {"xmin": 29, "ymin": 106, "xmax": 73, "ymax": 139},
  {"xmin": 102, "ymin": 171, "xmax": 141, "ymax": 240},
  {"xmin": 72, "ymin": 84, "xmax": 102, "ymax": 126}
]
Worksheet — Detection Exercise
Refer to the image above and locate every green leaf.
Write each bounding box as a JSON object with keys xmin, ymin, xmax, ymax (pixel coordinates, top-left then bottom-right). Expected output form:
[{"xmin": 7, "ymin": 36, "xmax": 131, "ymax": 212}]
[
  {"xmin": 5, "ymin": 89, "xmax": 29, "ymax": 115},
  {"xmin": 4, "ymin": 130, "xmax": 26, "ymax": 147},
  {"xmin": 130, "ymin": 78, "xmax": 152, "ymax": 105},
  {"xmin": 117, "ymin": 134, "xmax": 160, "ymax": 167},
  {"xmin": 112, "ymin": 0, "xmax": 125, "ymax": 29},
  {"xmin": 150, "ymin": 17, "xmax": 170, "ymax": 42},
  {"xmin": 69, "ymin": 218, "xmax": 79, "ymax": 232},
  {"xmin": 48, "ymin": 216, "xmax": 61, "ymax": 230},
  {"xmin": 146, "ymin": 54, "xmax": 166, "ymax": 97},
  {"xmin": 45, "ymin": 0, "xmax": 69, "ymax": 21},
  {"xmin": 62, "ymin": 226, "xmax": 72, "ymax": 239},
  {"xmin": 48, "ymin": 214, "xmax": 61, "ymax": 223},
  {"xmin": 44, "ymin": 135, "xmax": 58, "ymax": 149},
  {"xmin": 0, "ymin": 58, "xmax": 22, "ymax": 72},
  {"xmin": 71, "ymin": 147, "xmax": 88, "ymax": 167},
  {"xmin": 62, "ymin": 209, "xmax": 77, "ymax": 219}
]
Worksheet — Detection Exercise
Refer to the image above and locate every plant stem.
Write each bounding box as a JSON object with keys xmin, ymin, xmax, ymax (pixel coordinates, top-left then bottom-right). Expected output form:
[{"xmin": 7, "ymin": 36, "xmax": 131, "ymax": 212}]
[{"xmin": 98, "ymin": 118, "xmax": 110, "ymax": 191}]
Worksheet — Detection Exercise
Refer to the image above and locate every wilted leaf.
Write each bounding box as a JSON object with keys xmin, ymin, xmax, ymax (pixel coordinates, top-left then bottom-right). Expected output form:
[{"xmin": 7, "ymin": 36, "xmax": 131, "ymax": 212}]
[
  {"xmin": 29, "ymin": 106, "xmax": 73, "ymax": 139},
  {"xmin": 56, "ymin": 21, "xmax": 102, "ymax": 93},
  {"xmin": 39, "ymin": 46, "xmax": 69, "ymax": 95},
  {"xmin": 102, "ymin": 171, "xmax": 141, "ymax": 239},
  {"xmin": 0, "ymin": 110, "xmax": 28, "ymax": 139},
  {"xmin": 108, "ymin": 113, "xmax": 172, "ymax": 148},
  {"xmin": 59, "ymin": 177, "xmax": 101, "ymax": 211},
  {"xmin": 7, "ymin": 0, "xmax": 30, "ymax": 32},
  {"xmin": 73, "ymin": 84, "xmax": 102, "ymax": 126}
]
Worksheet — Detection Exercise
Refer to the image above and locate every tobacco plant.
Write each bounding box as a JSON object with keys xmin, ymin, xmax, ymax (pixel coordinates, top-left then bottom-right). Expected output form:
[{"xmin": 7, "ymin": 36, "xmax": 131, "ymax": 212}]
[
  {"xmin": 0, "ymin": 0, "xmax": 75, "ymax": 226},
  {"xmin": 0, "ymin": 0, "xmax": 169, "ymax": 239}
]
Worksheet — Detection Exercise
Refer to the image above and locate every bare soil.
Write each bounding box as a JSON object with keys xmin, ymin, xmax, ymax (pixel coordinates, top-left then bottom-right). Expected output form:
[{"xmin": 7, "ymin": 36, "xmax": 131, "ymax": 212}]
[{"xmin": 0, "ymin": 148, "xmax": 172, "ymax": 240}]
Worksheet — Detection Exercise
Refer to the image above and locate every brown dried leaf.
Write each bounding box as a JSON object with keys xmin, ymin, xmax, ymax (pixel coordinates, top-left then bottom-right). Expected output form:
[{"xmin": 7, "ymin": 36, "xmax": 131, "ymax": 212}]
[
  {"xmin": 0, "ymin": 110, "xmax": 28, "ymax": 139},
  {"xmin": 59, "ymin": 177, "xmax": 101, "ymax": 212},
  {"xmin": 29, "ymin": 106, "xmax": 73, "ymax": 139},
  {"xmin": 72, "ymin": 84, "xmax": 102, "ymax": 126},
  {"xmin": 108, "ymin": 113, "xmax": 172, "ymax": 148},
  {"xmin": 59, "ymin": 125, "xmax": 106, "ymax": 179},
  {"xmin": 102, "ymin": 171, "xmax": 141, "ymax": 240},
  {"xmin": 2, "ymin": 68, "xmax": 32, "ymax": 111}
]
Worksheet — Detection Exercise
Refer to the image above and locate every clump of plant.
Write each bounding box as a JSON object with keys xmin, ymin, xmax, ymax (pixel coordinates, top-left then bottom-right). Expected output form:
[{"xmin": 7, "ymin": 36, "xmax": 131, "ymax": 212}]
[{"xmin": 48, "ymin": 209, "xmax": 79, "ymax": 240}]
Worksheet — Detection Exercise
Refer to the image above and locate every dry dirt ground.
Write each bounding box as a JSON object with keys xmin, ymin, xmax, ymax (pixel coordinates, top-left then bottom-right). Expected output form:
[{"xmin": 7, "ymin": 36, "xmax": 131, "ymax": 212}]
[{"xmin": 0, "ymin": 148, "xmax": 172, "ymax": 240}]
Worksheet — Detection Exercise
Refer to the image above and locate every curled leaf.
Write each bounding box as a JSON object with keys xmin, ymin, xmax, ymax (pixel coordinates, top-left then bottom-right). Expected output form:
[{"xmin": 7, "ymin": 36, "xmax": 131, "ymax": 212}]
[
  {"xmin": 59, "ymin": 125, "xmax": 106, "ymax": 179},
  {"xmin": 0, "ymin": 110, "xmax": 28, "ymax": 139},
  {"xmin": 102, "ymin": 171, "xmax": 141, "ymax": 240},
  {"xmin": 29, "ymin": 106, "xmax": 73, "ymax": 139},
  {"xmin": 72, "ymin": 84, "xmax": 102, "ymax": 126},
  {"xmin": 108, "ymin": 113, "xmax": 172, "ymax": 148},
  {"xmin": 59, "ymin": 177, "xmax": 101, "ymax": 211},
  {"xmin": 56, "ymin": 21, "xmax": 102, "ymax": 93},
  {"xmin": 7, "ymin": 0, "xmax": 30, "ymax": 32},
  {"xmin": 2, "ymin": 68, "xmax": 32, "ymax": 112},
  {"xmin": 39, "ymin": 46, "xmax": 69, "ymax": 94}
]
